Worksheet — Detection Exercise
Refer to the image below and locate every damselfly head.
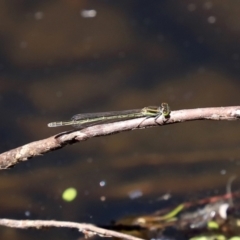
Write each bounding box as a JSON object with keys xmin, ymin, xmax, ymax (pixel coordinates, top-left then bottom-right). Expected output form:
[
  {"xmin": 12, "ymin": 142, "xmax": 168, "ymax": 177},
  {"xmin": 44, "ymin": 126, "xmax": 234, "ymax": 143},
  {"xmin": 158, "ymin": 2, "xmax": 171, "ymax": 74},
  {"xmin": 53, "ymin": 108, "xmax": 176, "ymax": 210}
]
[{"xmin": 161, "ymin": 103, "xmax": 171, "ymax": 117}]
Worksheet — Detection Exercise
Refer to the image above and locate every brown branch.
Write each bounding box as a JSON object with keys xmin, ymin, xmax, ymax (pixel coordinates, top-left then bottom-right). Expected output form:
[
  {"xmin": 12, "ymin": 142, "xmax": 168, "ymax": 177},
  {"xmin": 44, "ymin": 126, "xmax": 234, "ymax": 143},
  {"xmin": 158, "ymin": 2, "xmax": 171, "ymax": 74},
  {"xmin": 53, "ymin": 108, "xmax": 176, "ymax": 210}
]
[
  {"xmin": 0, "ymin": 218, "xmax": 144, "ymax": 240},
  {"xmin": 0, "ymin": 106, "xmax": 240, "ymax": 169}
]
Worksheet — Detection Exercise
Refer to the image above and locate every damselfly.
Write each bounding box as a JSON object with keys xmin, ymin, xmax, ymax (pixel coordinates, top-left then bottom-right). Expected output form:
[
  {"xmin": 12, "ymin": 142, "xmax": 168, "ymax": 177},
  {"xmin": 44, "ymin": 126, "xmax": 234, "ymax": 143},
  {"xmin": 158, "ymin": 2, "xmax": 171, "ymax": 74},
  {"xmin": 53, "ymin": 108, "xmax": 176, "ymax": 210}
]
[{"xmin": 48, "ymin": 102, "xmax": 170, "ymax": 129}]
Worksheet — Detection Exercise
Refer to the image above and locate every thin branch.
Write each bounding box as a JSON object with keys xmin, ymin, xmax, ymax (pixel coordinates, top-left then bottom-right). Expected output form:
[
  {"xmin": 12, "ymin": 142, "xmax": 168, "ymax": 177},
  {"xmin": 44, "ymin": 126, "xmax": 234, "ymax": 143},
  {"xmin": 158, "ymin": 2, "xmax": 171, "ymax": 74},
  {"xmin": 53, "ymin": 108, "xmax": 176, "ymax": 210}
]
[
  {"xmin": 0, "ymin": 106, "xmax": 240, "ymax": 169},
  {"xmin": 0, "ymin": 218, "xmax": 144, "ymax": 240}
]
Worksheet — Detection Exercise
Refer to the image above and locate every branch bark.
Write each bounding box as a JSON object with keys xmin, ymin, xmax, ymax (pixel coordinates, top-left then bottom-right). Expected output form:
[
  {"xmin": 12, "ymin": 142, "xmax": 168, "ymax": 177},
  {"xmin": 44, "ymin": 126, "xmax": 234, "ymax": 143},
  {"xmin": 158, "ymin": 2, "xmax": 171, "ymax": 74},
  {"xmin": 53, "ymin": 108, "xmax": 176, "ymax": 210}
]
[
  {"xmin": 0, "ymin": 218, "xmax": 144, "ymax": 240},
  {"xmin": 0, "ymin": 106, "xmax": 240, "ymax": 170}
]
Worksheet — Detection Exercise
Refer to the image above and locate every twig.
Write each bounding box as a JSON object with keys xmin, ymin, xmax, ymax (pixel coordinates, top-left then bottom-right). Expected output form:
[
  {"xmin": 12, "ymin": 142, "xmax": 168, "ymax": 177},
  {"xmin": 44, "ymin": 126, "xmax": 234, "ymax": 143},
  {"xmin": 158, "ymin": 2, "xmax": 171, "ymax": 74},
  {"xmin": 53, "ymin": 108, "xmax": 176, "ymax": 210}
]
[
  {"xmin": 0, "ymin": 218, "xmax": 144, "ymax": 240},
  {"xmin": 0, "ymin": 106, "xmax": 240, "ymax": 169}
]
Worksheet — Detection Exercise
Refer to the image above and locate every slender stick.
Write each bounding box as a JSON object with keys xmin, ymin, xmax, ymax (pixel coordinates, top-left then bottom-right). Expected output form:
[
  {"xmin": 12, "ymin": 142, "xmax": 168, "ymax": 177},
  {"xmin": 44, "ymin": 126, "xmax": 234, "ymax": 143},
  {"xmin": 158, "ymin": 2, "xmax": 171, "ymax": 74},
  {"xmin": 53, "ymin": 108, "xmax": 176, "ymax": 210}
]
[
  {"xmin": 0, "ymin": 219, "xmax": 144, "ymax": 240},
  {"xmin": 0, "ymin": 106, "xmax": 240, "ymax": 170}
]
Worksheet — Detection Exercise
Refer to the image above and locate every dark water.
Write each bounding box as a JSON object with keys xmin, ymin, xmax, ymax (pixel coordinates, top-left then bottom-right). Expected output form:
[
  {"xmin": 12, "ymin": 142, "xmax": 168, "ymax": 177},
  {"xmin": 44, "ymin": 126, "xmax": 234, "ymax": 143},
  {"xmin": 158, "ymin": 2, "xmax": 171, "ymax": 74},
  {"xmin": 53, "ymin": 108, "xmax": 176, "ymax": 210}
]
[{"xmin": 0, "ymin": 1, "xmax": 240, "ymax": 239}]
